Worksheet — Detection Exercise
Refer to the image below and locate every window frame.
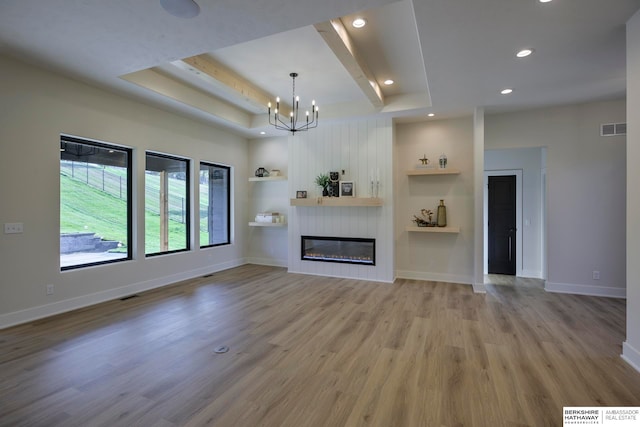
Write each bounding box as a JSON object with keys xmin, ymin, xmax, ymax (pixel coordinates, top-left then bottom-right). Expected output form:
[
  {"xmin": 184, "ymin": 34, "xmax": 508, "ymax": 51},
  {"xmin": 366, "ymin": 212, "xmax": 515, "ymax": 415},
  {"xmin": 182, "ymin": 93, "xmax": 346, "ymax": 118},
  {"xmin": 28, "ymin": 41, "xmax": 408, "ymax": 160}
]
[
  {"xmin": 144, "ymin": 151, "xmax": 191, "ymax": 257},
  {"xmin": 60, "ymin": 135, "xmax": 133, "ymax": 271},
  {"xmin": 199, "ymin": 161, "xmax": 232, "ymax": 248}
]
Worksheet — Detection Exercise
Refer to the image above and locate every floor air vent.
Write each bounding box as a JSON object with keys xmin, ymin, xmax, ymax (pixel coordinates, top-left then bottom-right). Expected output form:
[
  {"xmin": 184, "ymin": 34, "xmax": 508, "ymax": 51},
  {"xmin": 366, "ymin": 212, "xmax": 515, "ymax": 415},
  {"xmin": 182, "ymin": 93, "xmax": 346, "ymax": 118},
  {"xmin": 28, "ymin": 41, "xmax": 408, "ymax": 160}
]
[
  {"xmin": 601, "ymin": 122, "xmax": 626, "ymax": 136},
  {"xmin": 119, "ymin": 294, "xmax": 139, "ymax": 301}
]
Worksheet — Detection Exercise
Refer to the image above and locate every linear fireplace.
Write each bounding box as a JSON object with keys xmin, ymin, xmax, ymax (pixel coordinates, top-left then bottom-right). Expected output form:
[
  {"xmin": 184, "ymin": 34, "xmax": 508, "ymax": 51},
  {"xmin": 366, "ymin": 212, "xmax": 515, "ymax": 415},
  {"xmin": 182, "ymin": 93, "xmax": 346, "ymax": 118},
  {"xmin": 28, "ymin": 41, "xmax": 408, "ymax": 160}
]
[{"xmin": 301, "ymin": 236, "xmax": 375, "ymax": 266}]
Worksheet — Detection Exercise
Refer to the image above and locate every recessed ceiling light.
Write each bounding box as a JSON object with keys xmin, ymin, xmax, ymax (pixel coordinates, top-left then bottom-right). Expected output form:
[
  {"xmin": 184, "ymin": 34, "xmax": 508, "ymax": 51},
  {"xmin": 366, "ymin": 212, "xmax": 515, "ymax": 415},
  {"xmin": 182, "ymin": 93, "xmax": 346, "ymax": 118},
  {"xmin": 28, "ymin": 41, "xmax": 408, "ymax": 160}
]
[
  {"xmin": 539, "ymin": 0, "xmax": 552, "ymax": 3},
  {"xmin": 352, "ymin": 18, "xmax": 367, "ymax": 28},
  {"xmin": 383, "ymin": 79, "xmax": 394, "ymax": 85},
  {"xmin": 428, "ymin": 113, "xmax": 435, "ymax": 117},
  {"xmin": 501, "ymin": 88, "xmax": 514, "ymax": 95},
  {"xmin": 516, "ymin": 48, "xmax": 533, "ymax": 58},
  {"xmin": 259, "ymin": 131, "xmax": 266, "ymax": 135}
]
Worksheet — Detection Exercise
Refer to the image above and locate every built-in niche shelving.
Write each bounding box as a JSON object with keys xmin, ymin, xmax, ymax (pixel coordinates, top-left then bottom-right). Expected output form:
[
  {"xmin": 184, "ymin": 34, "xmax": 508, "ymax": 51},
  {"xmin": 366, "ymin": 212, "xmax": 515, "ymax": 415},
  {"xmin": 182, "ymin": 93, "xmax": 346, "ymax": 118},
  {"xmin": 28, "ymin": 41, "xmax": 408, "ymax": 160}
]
[
  {"xmin": 248, "ymin": 175, "xmax": 287, "ymax": 228},
  {"xmin": 248, "ymin": 176, "xmax": 287, "ymax": 182},
  {"xmin": 406, "ymin": 167, "xmax": 460, "ymax": 232},
  {"xmin": 405, "ymin": 226, "xmax": 460, "ymax": 233},
  {"xmin": 290, "ymin": 197, "xmax": 383, "ymax": 207},
  {"xmin": 406, "ymin": 168, "xmax": 461, "ymax": 176}
]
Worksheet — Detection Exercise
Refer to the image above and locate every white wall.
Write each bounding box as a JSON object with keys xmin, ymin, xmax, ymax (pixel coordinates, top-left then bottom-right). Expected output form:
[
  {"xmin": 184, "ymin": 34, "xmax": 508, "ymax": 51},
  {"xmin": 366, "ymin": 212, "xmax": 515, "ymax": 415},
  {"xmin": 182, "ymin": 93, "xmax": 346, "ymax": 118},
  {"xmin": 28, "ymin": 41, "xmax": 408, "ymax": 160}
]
[
  {"xmin": 485, "ymin": 147, "xmax": 544, "ymax": 278},
  {"xmin": 485, "ymin": 99, "xmax": 626, "ymax": 298},
  {"xmin": 0, "ymin": 55, "xmax": 249, "ymax": 328},
  {"xmin": 623, "ymin": 10, "xmax": 640, "ymax": 371},
  {"xmin": 395, "ymin": 118, "xmax": 475, "ymax": 284},
  {"xmin": 246, "ymin": 137, "xmax": 289, "ymax": 267},
  {"xmin": 287, "ymin": 119, "xmax": 394, "ymax": 282}
]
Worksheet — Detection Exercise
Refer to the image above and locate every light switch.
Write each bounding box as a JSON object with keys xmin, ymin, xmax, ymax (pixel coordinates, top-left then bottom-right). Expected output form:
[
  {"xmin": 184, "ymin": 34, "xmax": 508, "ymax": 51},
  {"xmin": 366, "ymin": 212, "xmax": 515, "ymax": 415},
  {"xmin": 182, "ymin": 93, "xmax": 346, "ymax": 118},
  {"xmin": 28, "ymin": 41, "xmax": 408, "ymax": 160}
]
[{"xmin": 4, "ymin": 223, "xmax": 24, "ymax": 234}]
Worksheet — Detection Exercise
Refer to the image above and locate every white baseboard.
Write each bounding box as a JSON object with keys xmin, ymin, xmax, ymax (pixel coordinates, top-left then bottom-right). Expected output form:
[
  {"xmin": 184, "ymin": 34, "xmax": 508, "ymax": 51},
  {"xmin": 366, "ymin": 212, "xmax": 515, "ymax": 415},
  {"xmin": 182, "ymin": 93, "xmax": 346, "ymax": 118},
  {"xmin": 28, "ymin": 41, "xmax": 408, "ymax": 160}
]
[
  {"xmin": 472, "ymin": 282, "xmax": 486, "ymax": 293},
  {"xmin": 395, "ymin": 270, "xmax": 473, "ymax": 286},
  {"xmin": 520, "ymin": 269, "xmax": 543, "ymax": 279},
  {"xmin": 545, "ymin": 281, "xmax": 626, "ymax": 298},
  {"xmin": 622, "ymin": 342, "xmax": 640, "ymax": 374},
  {"xmin": 0, "ymin": 259, "xmax": 246, "ymax": 329},
  {"xmin": 246, "ymin": 257, "xmax": 288, "ymax": 268}
]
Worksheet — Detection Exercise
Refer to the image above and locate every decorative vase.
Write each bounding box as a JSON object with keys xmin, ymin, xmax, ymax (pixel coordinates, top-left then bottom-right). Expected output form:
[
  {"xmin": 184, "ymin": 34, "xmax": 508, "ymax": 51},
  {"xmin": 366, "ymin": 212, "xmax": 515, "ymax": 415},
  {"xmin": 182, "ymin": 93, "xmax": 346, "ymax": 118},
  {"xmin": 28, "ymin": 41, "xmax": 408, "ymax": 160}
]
[
  {"xmin": 439, "ymin": 154, "xmax": 447, "ymax": 169},
  {"xmin": 322, "ymin": 188, "xmax": 329, "ymax": 197},
  {"xmin": 437, "ymin": 199, "xmax": 447, "ymax": 227}
]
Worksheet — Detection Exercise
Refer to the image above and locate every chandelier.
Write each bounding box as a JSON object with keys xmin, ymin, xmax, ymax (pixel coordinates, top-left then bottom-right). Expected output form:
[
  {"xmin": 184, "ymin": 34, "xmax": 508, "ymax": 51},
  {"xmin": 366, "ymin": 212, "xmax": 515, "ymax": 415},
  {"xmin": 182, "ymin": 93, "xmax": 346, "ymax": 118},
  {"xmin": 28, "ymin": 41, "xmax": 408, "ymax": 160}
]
[{"xmin": 268, "ymin": 73, "xmax": 319, "ymax": 134}]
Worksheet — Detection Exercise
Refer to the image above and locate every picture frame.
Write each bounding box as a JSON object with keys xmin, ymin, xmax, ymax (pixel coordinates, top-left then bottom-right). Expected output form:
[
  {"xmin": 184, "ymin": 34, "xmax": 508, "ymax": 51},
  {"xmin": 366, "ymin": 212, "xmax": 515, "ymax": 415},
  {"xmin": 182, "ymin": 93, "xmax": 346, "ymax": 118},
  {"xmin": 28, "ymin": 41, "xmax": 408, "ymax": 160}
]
[
  {"xmin": 339, "ymin": 181, "xmax": 355, "ymax": 197},
  {"xmin": 296, "ymin": 190, "xmax": 307, "ymax": 199}
]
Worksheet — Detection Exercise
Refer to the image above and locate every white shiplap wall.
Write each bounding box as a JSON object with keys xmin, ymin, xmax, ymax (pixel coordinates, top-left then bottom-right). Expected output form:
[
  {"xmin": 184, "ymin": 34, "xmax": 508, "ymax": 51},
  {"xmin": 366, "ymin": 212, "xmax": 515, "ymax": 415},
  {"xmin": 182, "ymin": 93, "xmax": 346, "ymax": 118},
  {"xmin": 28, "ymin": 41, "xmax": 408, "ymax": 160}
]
[{"xmin": 287, "ymin": 118, "xmax": 394, "ymax": 282}]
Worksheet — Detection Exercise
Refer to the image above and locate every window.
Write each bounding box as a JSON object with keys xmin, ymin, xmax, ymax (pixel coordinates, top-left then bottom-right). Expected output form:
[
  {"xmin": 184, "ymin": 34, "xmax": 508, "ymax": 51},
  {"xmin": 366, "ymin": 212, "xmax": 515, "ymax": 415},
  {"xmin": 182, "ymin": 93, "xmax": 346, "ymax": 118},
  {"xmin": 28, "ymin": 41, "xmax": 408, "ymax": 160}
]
[
  {"xmin": 60, "ymin": 136, "xmax": 132, "ymax": 270},
  {"xmin": 199, "ymin": 162, "xmax": 231, "ymax": 247},
  {"xmin": 145, "ymin": 152, "xmax": 190, "ymax": 256}
]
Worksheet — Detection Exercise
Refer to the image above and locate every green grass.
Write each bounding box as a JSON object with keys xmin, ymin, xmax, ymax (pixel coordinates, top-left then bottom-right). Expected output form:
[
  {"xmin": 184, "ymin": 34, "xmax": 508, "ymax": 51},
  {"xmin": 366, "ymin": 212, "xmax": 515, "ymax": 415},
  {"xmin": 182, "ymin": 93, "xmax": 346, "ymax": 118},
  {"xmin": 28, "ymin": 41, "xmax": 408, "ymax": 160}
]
[{"xmin": 60, "ymin": 174, "xmax": 190, "ymax": 254}]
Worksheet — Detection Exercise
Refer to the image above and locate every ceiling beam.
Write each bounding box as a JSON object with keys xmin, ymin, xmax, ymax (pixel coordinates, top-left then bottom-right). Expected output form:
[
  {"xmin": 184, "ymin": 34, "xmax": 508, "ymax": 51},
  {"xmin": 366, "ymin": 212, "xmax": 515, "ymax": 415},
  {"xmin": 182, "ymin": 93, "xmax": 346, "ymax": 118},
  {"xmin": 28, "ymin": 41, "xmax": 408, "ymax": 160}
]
[
  {"xmin": 120, "ymin": 68, "xmax": 253, "ymax": 129},
  {"xmin": 175, "ymin": 55, "xmax": 290, "ymax": 114},
  {"xmin": 314, "ymin": 19, "xmax": 384, "ymax": 109}
]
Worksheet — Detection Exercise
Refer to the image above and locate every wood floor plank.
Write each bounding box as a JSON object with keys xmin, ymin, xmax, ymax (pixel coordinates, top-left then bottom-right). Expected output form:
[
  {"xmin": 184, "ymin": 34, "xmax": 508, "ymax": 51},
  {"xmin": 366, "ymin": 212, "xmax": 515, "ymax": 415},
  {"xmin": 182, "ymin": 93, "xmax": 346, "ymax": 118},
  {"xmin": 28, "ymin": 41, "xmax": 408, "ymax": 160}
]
[{"xmin": 1, "ymin": 265, "xmax": 639, "ymax": 426}]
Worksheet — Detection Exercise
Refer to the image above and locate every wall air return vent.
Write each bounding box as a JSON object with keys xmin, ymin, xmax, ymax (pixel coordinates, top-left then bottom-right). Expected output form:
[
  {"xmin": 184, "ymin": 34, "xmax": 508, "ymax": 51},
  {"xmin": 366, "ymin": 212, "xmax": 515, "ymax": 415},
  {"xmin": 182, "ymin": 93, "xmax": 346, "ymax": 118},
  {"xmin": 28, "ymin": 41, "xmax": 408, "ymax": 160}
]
[{"xmin": 600, "ymin": 123, "xmax": 626, "ymax": 137}]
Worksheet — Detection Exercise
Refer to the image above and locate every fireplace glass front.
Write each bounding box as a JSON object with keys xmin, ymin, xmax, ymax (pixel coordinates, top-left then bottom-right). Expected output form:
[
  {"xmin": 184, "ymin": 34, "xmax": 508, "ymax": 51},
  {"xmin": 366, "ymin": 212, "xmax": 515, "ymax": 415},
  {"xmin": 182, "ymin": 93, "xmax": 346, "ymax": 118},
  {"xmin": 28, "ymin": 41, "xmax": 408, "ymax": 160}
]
[{"xmin": 301, "ymin": 236, "xmax": 375, "ymax": 266}]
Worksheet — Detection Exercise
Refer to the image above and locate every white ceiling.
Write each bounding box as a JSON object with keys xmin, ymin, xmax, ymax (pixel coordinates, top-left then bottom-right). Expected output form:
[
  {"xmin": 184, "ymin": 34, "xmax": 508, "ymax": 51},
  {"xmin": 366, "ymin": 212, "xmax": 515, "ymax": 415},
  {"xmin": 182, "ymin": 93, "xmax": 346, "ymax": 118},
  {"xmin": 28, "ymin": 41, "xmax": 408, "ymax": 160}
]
[{"xmin": 0, "ymin": 0, "xmax": 638, "ymax": 138}]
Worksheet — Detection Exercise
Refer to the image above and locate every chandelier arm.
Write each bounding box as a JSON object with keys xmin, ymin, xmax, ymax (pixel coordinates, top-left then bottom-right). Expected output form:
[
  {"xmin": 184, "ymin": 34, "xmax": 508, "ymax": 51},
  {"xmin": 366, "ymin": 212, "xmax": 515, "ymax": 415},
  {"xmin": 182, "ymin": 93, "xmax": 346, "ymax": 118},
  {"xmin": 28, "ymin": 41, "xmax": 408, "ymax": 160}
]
[
  {"xmin": 269, "ymin": 114, "xmax": 289, "ymax": 130},
  {"xmin": 276, "ymin": 114, "xmax": 291, "ymax": 129}
]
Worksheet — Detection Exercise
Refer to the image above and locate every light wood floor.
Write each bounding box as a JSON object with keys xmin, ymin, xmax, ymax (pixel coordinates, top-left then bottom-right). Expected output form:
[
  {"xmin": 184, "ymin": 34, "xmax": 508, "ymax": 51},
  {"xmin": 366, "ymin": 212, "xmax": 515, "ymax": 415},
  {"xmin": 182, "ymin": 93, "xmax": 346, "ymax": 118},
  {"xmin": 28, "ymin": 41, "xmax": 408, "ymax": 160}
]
[{"xmin": 1, "ymin": 265, "xmax": 639, "ymax": 426}]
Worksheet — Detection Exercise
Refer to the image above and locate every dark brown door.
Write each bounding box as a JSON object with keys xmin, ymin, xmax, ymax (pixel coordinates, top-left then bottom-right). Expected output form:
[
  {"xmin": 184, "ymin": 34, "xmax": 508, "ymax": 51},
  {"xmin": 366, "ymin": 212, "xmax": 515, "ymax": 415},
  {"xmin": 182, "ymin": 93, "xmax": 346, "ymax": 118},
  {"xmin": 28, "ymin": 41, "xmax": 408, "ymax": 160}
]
[{"xmin": 488, "ymin": 175, "xmax": 516, "ymax": 275}]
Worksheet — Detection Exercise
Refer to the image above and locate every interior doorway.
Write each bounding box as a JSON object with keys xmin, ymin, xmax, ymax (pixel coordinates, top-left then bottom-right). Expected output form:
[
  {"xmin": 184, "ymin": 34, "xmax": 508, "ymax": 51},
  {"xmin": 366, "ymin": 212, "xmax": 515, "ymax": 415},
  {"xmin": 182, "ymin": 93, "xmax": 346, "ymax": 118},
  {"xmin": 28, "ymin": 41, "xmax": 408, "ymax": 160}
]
[
  {"xmin": 488, "ymin": 175, "xmax": 517, "ymax": 274},
  {"xmin": 483, "ymin": 169, "xmax": 523, "ymax": 276},
  {"xmin": 483, "ymin": 146, "xmax": 547, "ymax": 281}
]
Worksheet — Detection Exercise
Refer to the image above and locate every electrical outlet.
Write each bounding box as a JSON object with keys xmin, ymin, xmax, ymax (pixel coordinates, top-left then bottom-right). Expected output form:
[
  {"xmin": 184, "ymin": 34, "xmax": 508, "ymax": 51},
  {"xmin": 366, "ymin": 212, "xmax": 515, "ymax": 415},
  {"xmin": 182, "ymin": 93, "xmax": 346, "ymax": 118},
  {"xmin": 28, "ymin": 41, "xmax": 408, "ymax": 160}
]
[
  {"xmin": 4, "ymin": 223, "xmax": 23, "ymax": 234},
  {"xmin": 46, "ymin": 284, "xmax": 54, "ymax": 295},
  {"xmin": 592, "ymin": 270, "xmax": 600, "ymax": 280}
]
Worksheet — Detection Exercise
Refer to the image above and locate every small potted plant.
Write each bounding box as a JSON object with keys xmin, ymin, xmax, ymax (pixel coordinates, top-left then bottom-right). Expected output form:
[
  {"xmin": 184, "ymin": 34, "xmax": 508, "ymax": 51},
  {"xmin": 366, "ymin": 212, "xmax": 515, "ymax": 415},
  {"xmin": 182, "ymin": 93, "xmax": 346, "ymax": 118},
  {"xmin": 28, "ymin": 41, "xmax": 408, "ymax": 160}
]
[
  {"xmin": 422, "ymin": 209, "xmax": 434, "ymax": 226},
  {"xmin": 315, "ymin": 173, "xmax": 330, "ymax": 197},
  {"xmin": 413, "ymin": 209, "xmax": 434, "ymax": 227}
]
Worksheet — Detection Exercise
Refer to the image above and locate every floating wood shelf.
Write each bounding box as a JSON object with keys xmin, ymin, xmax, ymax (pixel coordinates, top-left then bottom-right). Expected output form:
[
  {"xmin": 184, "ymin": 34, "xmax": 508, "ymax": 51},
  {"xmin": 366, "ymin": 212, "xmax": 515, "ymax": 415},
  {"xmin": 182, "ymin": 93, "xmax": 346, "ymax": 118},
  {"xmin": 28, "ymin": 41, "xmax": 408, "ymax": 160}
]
[
  {"xmin": 406, "ymin": 168, "xmax": 461, "ymax": 176},
  {"xmin": 248, "ymin": 176, "xmax": 287, "ymax": 182},
  {"xmin": 248, "ymin": 222, "xmax": 287, "ymax": 227},
  {"xmin": 290, "ymin": 197, "xmax": 383, "ymax": 207},
  {"xmin": 406, "ymin": 226, "xmax": 460, "ymax": 233}
]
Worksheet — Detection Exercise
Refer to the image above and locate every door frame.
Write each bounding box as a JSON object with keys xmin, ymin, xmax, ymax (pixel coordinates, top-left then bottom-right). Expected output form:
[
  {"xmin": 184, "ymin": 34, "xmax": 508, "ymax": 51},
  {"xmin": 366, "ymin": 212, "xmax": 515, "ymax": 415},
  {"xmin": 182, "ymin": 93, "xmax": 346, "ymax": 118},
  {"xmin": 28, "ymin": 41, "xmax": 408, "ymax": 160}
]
[{"xmin": 484, "ymin": 169, "xmax": 523, "ymax": 276}]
